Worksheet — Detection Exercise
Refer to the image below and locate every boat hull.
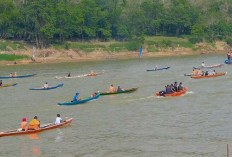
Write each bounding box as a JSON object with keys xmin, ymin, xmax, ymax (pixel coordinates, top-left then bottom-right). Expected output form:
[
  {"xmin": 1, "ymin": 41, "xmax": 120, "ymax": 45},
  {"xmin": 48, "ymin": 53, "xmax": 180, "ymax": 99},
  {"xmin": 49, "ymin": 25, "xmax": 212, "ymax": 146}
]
[
  {"xmin": 0, "ymin": 74, "xmax": 37, "ymax": 79},
  {"xmin": 58, "ymin": 93, "xmax": 100, "ymax": 105},
  {"xmin": 30, "ymin": 83, "xmax": 63, "ymax": 90},
  {"xmin": 97, "ymin": 88, "xmax": 138, "ymax": 95},
  {"xmin": 193, "ymin": 64, "xmax": 224, "ymax": 69},
  {"xmin": 0, "ymin": 118, "xmax": 73, "ymax": 137},
  {"xmin": 146, "ymin": 67, "xmax": 170, "ymax": 71},
  {"xmin": 156, "ymin": 87, "xmax": 188, "ymax": 97},
  {"xmin": 87, "ymin": 72, "xmax": 104, "ymax": 76},
  {"xmin": 191, "ymin": 72, "xmax": 227, "ymax": 79},
  {"xmin": 0, "ymin": 83, "xmax": 17, "ymax": 87}
]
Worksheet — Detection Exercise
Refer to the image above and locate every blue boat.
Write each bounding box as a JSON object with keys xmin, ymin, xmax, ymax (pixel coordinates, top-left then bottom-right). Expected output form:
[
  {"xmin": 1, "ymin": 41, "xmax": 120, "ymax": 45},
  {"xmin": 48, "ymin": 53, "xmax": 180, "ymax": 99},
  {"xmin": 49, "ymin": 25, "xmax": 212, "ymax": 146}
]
[
  {"xmin": 146, "ymin": 66, "xmax": 170, "ymax": 71},
  {"xmin": 0, "ymin": 74, "xmax": 37, "ymax": 79},
  {"xmin": 30, "ymin": 83, "xmax": 63, "ymax": 90},
  {"xmin": 225, "ymin": 60, "xmax": 232, "ymax": 64},
  {"xmin": 58, "ymin": 93, "xmax": 100, "ymax": 105}
]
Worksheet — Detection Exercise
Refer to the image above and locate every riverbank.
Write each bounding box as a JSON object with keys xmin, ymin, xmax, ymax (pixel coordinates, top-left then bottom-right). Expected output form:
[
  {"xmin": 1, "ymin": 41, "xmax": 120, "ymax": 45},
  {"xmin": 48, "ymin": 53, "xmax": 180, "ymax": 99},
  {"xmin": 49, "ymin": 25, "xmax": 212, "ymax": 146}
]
[{"xmin": 0, "ymin": 39, "xmax": 228, "ymax": 65}]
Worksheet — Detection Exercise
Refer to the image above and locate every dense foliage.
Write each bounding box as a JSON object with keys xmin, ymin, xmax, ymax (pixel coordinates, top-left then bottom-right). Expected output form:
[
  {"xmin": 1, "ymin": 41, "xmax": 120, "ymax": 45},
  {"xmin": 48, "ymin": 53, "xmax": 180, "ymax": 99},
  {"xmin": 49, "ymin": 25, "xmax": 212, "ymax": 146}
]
[{"xmin": 1, "ymin": 0, "xmax": 232, "ymax": 48}]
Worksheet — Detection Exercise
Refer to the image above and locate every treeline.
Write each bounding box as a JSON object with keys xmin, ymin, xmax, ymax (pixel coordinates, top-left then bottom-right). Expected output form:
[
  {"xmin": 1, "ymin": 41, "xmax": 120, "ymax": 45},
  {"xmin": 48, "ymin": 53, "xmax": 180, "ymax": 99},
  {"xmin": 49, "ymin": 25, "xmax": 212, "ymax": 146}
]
[{"xmin": 1, "ymin": 0, "xmax": 232, "ymax": 48}]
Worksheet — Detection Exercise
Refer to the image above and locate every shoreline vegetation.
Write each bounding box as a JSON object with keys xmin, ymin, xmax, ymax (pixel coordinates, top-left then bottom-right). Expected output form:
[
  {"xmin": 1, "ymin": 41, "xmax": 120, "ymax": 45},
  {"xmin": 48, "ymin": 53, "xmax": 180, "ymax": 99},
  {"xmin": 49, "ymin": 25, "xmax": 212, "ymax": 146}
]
[{"xmin": 0, "ymin": 36, "xmax": 229, "ymax": 65}]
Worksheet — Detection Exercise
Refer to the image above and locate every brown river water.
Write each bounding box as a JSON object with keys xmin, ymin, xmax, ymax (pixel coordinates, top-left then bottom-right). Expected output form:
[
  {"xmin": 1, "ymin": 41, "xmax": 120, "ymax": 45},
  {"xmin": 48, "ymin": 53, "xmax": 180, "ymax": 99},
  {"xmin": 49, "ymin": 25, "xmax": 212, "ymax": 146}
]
[{"xmin": 0, "ymin": 54, "xmax": 232, "ymax": 157}]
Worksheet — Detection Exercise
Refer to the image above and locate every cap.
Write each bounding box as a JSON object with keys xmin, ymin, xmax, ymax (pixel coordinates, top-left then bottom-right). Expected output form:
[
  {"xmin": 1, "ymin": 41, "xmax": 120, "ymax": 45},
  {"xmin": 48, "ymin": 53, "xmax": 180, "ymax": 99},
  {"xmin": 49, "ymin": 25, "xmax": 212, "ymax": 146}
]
[
  {"xmin": 76, "ymin": 92, "xmax": 79, "ymax": 95},
  {"xmin": 22, "ymin": 117, "xmax": 26, "ymax": 121}
]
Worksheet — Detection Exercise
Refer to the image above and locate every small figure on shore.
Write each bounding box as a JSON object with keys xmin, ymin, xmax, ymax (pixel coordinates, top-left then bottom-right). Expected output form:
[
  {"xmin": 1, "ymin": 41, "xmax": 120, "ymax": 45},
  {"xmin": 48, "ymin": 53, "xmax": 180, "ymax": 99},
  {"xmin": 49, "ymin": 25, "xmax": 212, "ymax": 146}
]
[{"xmin": 67, "ymin": 73, "xmax": 71, "ymax": 77}]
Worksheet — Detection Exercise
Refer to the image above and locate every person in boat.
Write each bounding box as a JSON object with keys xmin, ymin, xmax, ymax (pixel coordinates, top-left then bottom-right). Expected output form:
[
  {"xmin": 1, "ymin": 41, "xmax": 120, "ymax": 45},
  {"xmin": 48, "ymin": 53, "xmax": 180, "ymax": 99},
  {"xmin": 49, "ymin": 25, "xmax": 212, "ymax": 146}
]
[
  {"xmin": 0, "ymin": 80, "xmax": 2, "ymax": 86},
  {"xmin": 67, "ymin": 73, "xmax": 71, "ymax": 77},
  {"xmin": 90, "ymin": 70, "xmax": 95, "ymax": 76},
  {"xmin": 201, "ymin": 62, "xmax": 205, "ymax": 67},
  {"xmin": 166, "ymin": 85, "xmax": 173, "ymax": 94},
  {"xmin": 227, "ymin": 52, "xmax": 231, "ymax": 61},
  {"xmin": 178, "ymin": 82, "xmax": 184, "ymax": 91},
  {"xmin": 205, "ymin": 71, "xmax": 209, "ymax": 76},
  {"xmin": 174, "ymin": 81, "xmax": 178, "ymax": 92},
  {"xmin": 117, "ymin": 86, "xmax": 123, "ymax": 92},
  {"xmin": 212, "ymin": 70, "xmax": 216, "ymax": 75},
  {"xmin": 28, "ymin": 116, "xmax": 40, "ymax": 130},
  {"xmin": 196, "ymin": 68, "xmax": 202, "ymax": 76},
  {"xmin": 154, "ymin": 65, "xmax": 158, "ymax": 70},
  {"xmin": 14, "ymin": 72, "xmax": 17, "ymax": 77},
  {"xmin": 55, "ymin": 114, "xmax": 63, "ymax": 125},
  {"xmin": 201, "ymin": 71, "xmax": 205, "ymax": 76},
  {"xmin": 109, "ymin": 84, "xmax": 115, "ymax": 93},
  {"xmin": 73, "ymin": 92, "xmax": 81, "ymax": 101},
  {"xmin": 191, "ymin": 69, "xmax": 196, "ymax": 76},
  {"xmin": 170, "ymin": 84, "xmax": 175, "ymax": 92},
  {"xmin": 43, "ymin": 82, "xmax": 49, "ymax": 88},
  {"xmin": 9, "ymin": 73, "xmax": 13, "ymax": 77},
  {"xmin": 21, "ymin": 117, "xmax": 27, "ymax": 131}
]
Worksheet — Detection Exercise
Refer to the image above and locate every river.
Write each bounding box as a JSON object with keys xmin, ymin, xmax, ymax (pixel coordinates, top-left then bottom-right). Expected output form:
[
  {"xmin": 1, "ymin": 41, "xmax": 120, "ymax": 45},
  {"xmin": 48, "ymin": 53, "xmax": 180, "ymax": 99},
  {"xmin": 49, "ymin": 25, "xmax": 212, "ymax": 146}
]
[{"xmin": 0, "ymin": 54, "xmax": 231, "ymax": 157}]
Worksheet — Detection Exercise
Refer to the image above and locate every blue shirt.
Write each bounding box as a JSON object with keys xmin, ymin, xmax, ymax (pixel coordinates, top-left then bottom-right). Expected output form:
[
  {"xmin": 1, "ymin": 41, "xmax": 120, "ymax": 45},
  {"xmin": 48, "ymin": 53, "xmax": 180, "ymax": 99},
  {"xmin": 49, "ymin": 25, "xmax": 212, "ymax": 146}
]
[{"xmin": 73, "ymin": 95, "xmax": 79, "ymax": 101}]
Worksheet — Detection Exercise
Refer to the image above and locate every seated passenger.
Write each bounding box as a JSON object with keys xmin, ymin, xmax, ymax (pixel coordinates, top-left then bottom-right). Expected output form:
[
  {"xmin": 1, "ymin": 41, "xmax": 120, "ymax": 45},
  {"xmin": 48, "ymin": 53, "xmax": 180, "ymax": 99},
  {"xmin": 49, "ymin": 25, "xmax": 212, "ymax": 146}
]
[
  {"xmin": 43, "ymin": 82, "xmax": 48, "ymax": 88},
  {"xmin": 174, "ymin": 81, "xmax": 178, "ymax": 92},
  {"xmin": 212, "ymin": 70, "xmax": 216, "ymax": 75},
  {"xmin": 55, "ymin": 114, "xmax": 63, "ymax": 125},
  {"xmin": 166, "ymin": 85, "xmax": 173, "ymax": 94},
  {"xmin": 73, "ymin": 92, "xmax": 81, "ymax": 101},
  {"xmin": 0, "ymin": 80, "xmax": 2, "ymax": 86},
  {"xmin": 205, "ymin": 71, "xmax": 209, "ymax": 76},
  {"xmin": 117, "ymin": 86, "xmax": 123, "ymax": 92},
  {"xmin": 9, "ymin": 73, "xmax": 13, "ymax": 77},
  {"xmin": 21, "ymin": 117, "xmax": 27, "ymax": 131},
  {"xmin": 14, "ymin": 72, "xmax": 17, "ymax": 77},
  {"xmin": 28, "ymin": 116, "xmax": 40, "ymax": 130},
  {"xmin": 192, "ymin": 69, "xmax": 196, "ymax": 75},
  {"xmin": 197, "ymin": 69, "xmax": 202, "ymax": 76},
  {"xmin": 109, "ymin": 84, "xmax": 115, "ymax": 93},
  {"xmin": 170, "ymin": 84, "xmax": 175, "ymax": 93},
  {"xmin": 178, "ymin": 82, "xmax": 184, "ymax": 91}
]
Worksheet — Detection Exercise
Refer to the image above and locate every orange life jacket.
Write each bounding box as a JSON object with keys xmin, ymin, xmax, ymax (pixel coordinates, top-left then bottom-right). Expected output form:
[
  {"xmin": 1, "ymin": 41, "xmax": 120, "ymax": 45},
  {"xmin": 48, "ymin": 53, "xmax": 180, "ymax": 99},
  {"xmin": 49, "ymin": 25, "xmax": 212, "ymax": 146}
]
[
  {"xmin": 21, "ymin": 121, "xmax": 27, "ymax": 130},
  {"xmin": 197, "ymin": 70, "xmax": 202, "ymax": 75},
  {"xmin": 192, "ymin": 70, "xmax": 196, "ymax": 75}
]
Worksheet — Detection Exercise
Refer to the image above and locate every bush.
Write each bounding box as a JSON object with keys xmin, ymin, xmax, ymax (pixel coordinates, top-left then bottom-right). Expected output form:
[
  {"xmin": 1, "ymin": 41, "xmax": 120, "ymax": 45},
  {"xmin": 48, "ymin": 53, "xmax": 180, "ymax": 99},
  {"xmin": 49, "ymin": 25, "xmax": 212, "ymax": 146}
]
[{"xmin": 189, "ymin": 37, "xmax": 203, "ymax": 44}]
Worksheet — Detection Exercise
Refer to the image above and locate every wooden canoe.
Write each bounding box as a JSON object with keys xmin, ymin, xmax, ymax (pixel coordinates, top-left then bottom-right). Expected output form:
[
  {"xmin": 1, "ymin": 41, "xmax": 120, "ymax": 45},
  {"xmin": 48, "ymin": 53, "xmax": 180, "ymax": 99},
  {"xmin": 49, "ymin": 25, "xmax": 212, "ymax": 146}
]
[
  {"xmin": 193, "ymin": 63, "xmax": 224, "ymax": 69},
  {"xmin": 146, "ymin": 66, "xmax": 170, "ymax": 71},
  {"xmin": 0, "ymin": 74, "xmax": 37, "ymax": 79},
  {"xmin": 191, "ymin": 72, "xmax": 227, "ymax": 79},
  {"xmin": 0, "ymin": 118, "xmax": 73, "ymax": 137},
  {"xmin": 156, "ymin": 87, "xmax": 188, "ymax": 97},
  {"xmin": 58, "ymin": 93, "xmax": 100, "ymax": 105},
  {"xmin": 30, "ymin": 83, "xmax": 63, "ymax": 90},
  {"xmin": 97, "ymin": 87, "xmax": 138, "ymax": 95},
  {"xmin": 0, "ymin": 83, "xmax": 17, "ymax": 88},
  {"xmin": 87, "ymin": 72, "xmax": 104, "ymax": 76}
]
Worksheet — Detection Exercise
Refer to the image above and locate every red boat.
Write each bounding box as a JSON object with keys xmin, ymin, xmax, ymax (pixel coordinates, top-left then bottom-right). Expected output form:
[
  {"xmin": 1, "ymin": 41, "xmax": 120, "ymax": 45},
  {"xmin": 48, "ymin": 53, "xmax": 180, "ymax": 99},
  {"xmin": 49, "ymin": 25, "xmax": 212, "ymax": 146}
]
[{"xmin": 156, "ymin": 87, "xmax": 188, "ymax": 97}]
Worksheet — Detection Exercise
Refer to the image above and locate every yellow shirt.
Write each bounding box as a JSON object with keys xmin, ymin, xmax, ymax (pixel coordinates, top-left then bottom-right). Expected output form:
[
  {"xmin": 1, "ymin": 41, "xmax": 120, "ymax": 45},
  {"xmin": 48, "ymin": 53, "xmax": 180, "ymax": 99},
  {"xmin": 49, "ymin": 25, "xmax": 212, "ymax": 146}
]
[
  {"xmin": 28, "ymin": 119, "xmax": 40, "ymax": 130},
  {"xmin": 109, "ymin": 86, "xmax": 115, "ymax": 92}
]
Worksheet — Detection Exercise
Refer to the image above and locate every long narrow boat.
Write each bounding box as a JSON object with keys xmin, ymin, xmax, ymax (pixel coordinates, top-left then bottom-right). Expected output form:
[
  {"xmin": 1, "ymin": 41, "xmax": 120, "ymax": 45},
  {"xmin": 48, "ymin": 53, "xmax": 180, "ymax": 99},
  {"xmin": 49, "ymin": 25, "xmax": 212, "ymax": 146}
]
[
  {"xmin": 30, "ymin": 83, "xmax": 63, "ymax": 90},
  {"xmin": 87, "ymin": 72, "xmax": 104, "ymax": 76},
  {"xmin": 225, "ymin": 60, "xmax": 232, "ymax": 64},
  {"xmin": 97, "ymin": 87, "xmax": 138, "ymax": 95},
  {"xmin": 156, "ymin": 87, "xmax": 188, "ymax": 97},
  {"xmin": 191, "ymin": 72, "xmax": 227, "ymax": 79},
  {"xmin": 184, "ymin": 74, "xmax": 192, "ymax": 76},
  {"xmin": 58, "ymin": 93, "xmax": 100, "ymax": 105},
  {"xmin": 0, "ymin": 74, "xmax": 37, "ymax": 79},
  {"xmin": 0, "ymin": 83, "xmax": 17, "ymax": 88},
  {"xmin": 146, "ymin": 66, "xmax": 170, "ymax": 71},
  {"xmin": 0, "ymin": 118, "xmax": 73, "ymax": 137},
  {"xmin": 193, "ymin": 63, "xmax": 224, "ymax": 69}
]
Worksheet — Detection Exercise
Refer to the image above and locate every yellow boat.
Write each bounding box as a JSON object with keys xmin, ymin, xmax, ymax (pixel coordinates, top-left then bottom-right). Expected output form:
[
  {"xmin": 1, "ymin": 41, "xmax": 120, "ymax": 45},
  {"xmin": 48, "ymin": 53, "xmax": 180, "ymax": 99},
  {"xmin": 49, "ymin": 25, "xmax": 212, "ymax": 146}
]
[{"xmin": 0, "ymin": 83, "xmax": 18, "ymax": 88}]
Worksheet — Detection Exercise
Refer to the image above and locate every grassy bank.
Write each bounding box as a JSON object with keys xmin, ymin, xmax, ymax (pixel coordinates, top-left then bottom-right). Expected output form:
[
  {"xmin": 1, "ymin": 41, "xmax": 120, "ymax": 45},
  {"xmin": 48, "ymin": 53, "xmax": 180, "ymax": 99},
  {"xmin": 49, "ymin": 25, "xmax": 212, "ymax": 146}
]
[
  {"xmin": 0, "ymin": 54, "xmax": 29, "ymax": 61},
  {"xmin": 0, "ymin": 40, "xmax": 26, "ymax": 51}
]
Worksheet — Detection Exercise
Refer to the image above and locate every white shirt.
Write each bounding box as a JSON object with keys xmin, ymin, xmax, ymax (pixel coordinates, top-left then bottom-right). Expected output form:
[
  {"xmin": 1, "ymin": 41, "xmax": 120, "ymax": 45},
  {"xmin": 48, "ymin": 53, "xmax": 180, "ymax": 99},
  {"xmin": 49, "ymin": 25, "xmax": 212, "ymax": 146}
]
[
  {"xmin": 44, "ymin": 84, "xmax": 48, "ymax": 88},
  {"xmin": 55, "ymin": 117, "xmax": 62, "ymax": 125},
  {"xmin": 202, "ymin": 63, "xmax": 205, "ymax": 67}
]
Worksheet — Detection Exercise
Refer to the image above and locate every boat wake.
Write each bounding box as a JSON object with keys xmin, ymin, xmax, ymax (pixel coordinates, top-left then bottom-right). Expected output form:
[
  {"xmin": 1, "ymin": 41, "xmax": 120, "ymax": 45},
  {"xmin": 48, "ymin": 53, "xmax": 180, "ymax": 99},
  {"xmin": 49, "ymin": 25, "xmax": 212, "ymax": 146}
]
[{"xmin": 55, "ymin": 74, "xmax": 88, "ymax": 79}]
